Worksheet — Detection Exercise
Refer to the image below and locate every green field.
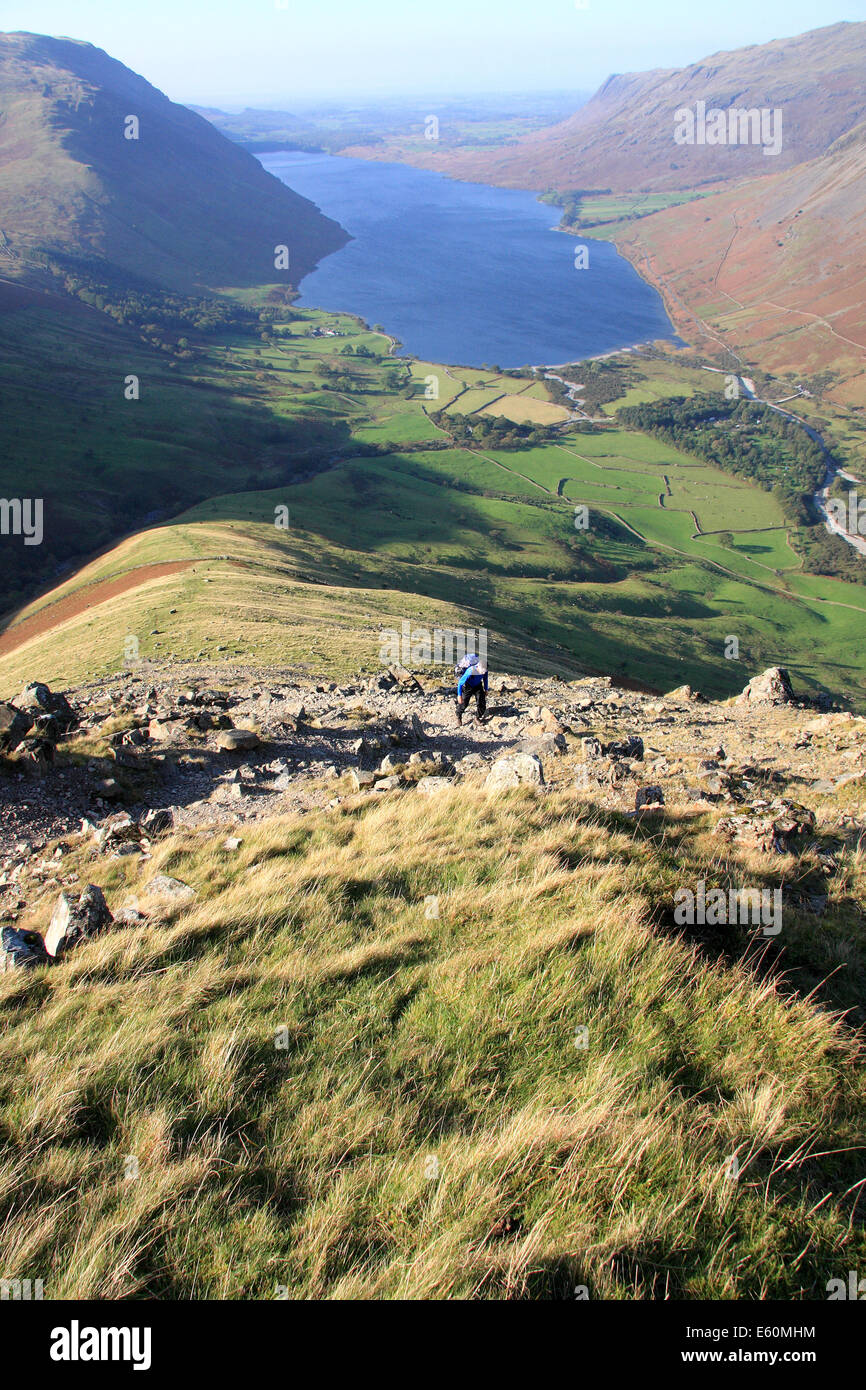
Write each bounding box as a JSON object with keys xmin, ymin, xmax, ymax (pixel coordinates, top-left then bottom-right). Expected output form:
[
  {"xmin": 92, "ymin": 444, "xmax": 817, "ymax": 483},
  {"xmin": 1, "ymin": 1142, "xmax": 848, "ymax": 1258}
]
[
  {"xmin": 2, "ymin": 294, "xmax": 865, "ymax": 704},
  {"xmin": 544, "ymin": 189, "xmax": 711, "ymax": 240}
]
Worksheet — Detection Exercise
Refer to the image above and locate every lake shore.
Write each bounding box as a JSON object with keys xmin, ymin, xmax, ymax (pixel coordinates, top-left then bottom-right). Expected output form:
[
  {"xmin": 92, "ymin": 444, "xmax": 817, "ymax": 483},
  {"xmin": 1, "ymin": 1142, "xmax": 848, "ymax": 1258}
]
[{"xmin": 262, "ymin": 149, "xmax": 679, "ymax": 368}]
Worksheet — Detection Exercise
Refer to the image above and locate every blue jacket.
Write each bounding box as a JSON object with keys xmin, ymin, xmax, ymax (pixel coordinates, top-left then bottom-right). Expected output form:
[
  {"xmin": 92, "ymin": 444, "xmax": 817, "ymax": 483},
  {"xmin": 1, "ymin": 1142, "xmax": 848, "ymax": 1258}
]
[{"xmin": 457, "ymin": 667, "xmax": 488, "ymax": 697}]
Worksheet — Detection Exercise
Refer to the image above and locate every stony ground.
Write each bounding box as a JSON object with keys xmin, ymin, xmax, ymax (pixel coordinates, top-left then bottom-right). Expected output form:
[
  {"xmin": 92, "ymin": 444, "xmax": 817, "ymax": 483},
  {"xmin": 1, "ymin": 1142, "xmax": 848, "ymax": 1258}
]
[{"xmin": 2, "ymin": 660, "xmax": 866, "ymax": 928}]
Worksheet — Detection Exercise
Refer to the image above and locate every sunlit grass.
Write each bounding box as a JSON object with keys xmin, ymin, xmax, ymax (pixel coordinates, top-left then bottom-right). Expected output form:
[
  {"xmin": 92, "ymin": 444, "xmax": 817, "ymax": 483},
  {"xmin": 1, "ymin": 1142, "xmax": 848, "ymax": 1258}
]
[{"xmin": 1, "ymin": 783, "xmax": 863, "ymax": 1299}]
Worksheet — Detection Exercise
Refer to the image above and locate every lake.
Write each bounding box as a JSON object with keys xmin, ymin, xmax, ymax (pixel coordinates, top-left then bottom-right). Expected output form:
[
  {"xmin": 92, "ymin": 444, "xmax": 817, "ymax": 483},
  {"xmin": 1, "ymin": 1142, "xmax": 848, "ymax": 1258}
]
[{"xmin": 260, "ymin": 150, "xmax": 680, "ymax": 367}]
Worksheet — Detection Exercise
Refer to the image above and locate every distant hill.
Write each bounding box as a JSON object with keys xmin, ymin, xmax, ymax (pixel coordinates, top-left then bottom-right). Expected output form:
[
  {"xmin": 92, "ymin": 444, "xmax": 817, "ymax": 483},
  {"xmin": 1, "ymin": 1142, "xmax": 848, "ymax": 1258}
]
[
  {"xmin": 351, "ymin": 22, "xmax": 866, "ymax": 193},
  {"xmin": 0, "ymin": 32, "xmax": 348, "ymax": 291},
  {"xmin": 194, "ymin": 94, "xmax": 589, "ymax": 160},
  {"xmin": 190, "ymin": 106, "xmax": 306, "ymax": 133}
]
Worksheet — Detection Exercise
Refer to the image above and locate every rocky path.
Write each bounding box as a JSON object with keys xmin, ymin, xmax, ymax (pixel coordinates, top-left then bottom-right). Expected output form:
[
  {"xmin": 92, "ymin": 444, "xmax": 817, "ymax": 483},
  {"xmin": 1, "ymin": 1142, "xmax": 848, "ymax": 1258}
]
[{"xmin": 3, "ymin": 661, "xmax": 865, "ymax": 936}]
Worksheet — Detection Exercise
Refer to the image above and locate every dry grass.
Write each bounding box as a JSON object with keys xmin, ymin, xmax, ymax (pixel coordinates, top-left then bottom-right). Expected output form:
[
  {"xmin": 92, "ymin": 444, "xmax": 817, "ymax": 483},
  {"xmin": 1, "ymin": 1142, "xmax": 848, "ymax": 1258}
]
[
  {"xmin": 480, "ymin": 396, "xmax": 570, "ymax": 426},
  {"xmin": 0, "ymin": 783, "xmax": 864, "ymax": 1299}
]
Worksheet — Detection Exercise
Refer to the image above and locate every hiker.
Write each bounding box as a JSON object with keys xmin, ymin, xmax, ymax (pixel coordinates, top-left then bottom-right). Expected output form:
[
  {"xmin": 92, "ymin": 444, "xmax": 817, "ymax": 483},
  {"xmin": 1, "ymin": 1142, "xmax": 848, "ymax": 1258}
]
[{"xmin": 454, "ymin": 653, "xmax": 488, "ymax": 725}]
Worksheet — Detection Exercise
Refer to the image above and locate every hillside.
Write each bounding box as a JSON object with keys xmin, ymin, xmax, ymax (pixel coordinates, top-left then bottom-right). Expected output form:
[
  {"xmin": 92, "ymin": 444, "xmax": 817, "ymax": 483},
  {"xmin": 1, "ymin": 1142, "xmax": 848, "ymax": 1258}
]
[
  {"xmin": 0, "ymin": 31, "xmax": 347, "ymax": 291},
  {"xmin": 2, "ymin": 306, "xmax": 865, "ymax": 709},
  {"xmin": 607, "ymin": 122, "xmax": 866, "ymax": 408},
  {"xmin": 1, "ymin": 659, "xmax": 865, "ymax": 1297},
  {"xmin": 347, "ymin": 22, "xmax": 866, "ymax": 194}
]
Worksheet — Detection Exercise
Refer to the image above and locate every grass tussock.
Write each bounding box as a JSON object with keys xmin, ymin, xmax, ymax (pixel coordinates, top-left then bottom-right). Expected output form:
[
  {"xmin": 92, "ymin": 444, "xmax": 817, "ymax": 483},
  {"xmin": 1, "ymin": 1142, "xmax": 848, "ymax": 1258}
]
[{"xmin": 0, "ymin": 783, "xmax": 864, "ymax": 1299}]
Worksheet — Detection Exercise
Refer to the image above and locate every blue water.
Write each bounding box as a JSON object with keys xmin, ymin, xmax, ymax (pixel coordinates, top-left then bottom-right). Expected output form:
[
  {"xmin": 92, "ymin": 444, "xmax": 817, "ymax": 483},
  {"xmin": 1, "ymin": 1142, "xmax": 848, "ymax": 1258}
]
[{"xmin": 260, "ymin": 150, "xmax": 679, "ymax": 368}]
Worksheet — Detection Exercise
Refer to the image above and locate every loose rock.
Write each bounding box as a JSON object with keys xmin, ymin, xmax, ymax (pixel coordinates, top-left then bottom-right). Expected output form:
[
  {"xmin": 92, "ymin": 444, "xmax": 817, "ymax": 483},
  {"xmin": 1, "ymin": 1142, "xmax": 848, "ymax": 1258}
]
[{"xmin": 485, "ymin": 753, "xmax": 544, "ymax": 791}]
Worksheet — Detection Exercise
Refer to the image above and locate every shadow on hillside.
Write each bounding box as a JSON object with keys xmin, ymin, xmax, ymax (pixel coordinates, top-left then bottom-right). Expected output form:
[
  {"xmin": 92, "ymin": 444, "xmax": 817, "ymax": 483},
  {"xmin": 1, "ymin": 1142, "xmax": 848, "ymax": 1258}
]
[
  {"xmin": 138, "ymin": 452, "xmax": 771, "ymax": 701},
  {"xmin": 619, "ymin": 811, "xmax": 866, "ymax": 1028}
]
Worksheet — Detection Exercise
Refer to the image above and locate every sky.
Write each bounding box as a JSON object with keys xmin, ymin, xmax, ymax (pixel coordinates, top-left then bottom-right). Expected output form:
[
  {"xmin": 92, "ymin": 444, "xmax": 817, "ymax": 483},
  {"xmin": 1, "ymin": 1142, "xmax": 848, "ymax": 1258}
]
[{"xmin": 3, "ymin": 0, "xmax": 865, "ymax": 104}]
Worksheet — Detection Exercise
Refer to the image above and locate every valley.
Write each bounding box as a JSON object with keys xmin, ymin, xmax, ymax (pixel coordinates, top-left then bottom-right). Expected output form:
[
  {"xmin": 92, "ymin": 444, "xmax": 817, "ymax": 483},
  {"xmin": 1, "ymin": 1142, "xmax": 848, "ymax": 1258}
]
[
  {"xmin": 2, "ymin": 292, "xmax": 866, "ymax": 707},
  {"xmin": 1, "ymin": 16, "xmax": 866, "ymax": 1314}
]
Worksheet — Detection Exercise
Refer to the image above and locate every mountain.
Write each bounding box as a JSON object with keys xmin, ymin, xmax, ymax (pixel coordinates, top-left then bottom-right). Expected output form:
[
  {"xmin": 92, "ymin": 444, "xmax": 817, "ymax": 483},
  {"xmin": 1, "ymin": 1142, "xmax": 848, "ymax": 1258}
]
[
  {"xmin": 339, "ymin": 22, "xmax": 865, "ymax": 406},
  {"xmin": 346, "ymin": 22, "xmax": 866, "ymax": 194},
  {"xmin": 612, "ymin": 120, "xmax": 866, "ymax": 406},
  {"xmin": 0, "ymin": 31, "xmax": 348, "ymax": 290}
]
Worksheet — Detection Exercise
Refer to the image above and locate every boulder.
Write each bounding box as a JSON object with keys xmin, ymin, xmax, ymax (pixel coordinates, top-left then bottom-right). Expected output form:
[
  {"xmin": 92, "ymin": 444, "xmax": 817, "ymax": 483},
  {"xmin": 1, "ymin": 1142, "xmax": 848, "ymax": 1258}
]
[
  {"xmin": 116, "ymin": 726, "xmax": 150, "ymax": 748},
  {"xmin": 142, "ymin": 875, "xmax": 196, "ymax": 904},
  {"xmin": 517, "ymin": 734, "xmax": 567, "ymax": 758},
  {"xmin": 372, "ymin": 774, "xmax": 402, "ymax": 792},
  {"xmin": 453, "ymin": 752, "xmax": 487, "ymax": 777},
  {"xmin": 92, "ymin": 778, "xmax": 121, "ymax": 801},
  {"xmin": 0, "ymin": 702, "xmax": 33, "ymax": 752},
  {"xmin": 115, "ymin": 907, "xmax": 149, "ymax": 928},
  {"xmin": 665, "ymin": 684, "xmax": 704, "ymax": 704},
  {"xmin": 635, "ymin": 785, "xmax": 665, "ymax": 812},
  {"xmin": 378, "ymin": 754, "xmax": 406, "ymax": 776},
  {"xmin": 1, "ymin": 926, "xmax": 50, "ymax": 971},
  {"xmin": 574, "ymin": 756, "xmax": 627, "ymax": 790},
  {"xmin": 94, "ymin": 813, "xmax": 140, "ymax": 847},
  {"xmin": 803, "ymin": 712, "xmax": 860, "ymax": 734},
  {"xmin": 416, "ymin": 776, "xmax": 452, "ymax": 796},
  {"xmin": 539, "ymin": 708, "xmax": 565, "ymax": 735},
  {"xmin": 192, "ymin": 712, "xmax": 220, "ymax": 731},
  {"xmin": 148, "ymin": 718, "xmax": 187, "ymax": 743},
  {"xmin": 44, "ymin": 885, "xmax": 113, "ymax": 959},
  {"xmin": 389, "ymin": 666, "xmax": 423, "ymax": 692},
  {"xmin": 16, "ymin": 683, "xmax": 78, "ymax": 732},
  {"xmin": 737, "ymin": 667, "xmax": 796, "ymax": 707},
  {"xmin": 17, "ymin": 737, "xmax": 55, "ymax": 776},
  {"xmin": 409, "ymin": 752, "xmax": 451, "ymax": 776},
  {"xmin": 606, "ymin": 735, "xmax": 644, "ymax": 761},
  {"xmin": 140, "ymin": 808, "xmax": 174, "ymax": 836},
  {"xmin": 33, "ymin": 713, "xmax": 65, "ymax": 742},
  {"xmin": 485, "ymin": 753, "xmax": 544, "ymax": 791},
  {"xmin": 346, "ymin": 768, "xmax": 376, "ymax": 791},
  {"xmin": 714, "ymin": 799, "xmax": 816, "ymax": 854},
  {"xmin": 216, "ymin": 728, "xmax": 260, "ymax": 752}
]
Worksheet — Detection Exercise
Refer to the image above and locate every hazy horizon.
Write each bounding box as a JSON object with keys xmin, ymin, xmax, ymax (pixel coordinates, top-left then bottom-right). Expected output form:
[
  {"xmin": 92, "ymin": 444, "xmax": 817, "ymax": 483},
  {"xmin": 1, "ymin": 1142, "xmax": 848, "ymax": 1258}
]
[{"xmin": 4, "ymin": 2, "xmax": 864, "ymax": 105}]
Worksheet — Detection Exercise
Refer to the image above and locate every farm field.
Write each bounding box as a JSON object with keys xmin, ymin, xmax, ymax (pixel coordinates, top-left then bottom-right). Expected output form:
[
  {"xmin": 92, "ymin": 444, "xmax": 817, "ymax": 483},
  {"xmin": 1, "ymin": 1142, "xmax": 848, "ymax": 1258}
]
[
  {"xmin": 2, "ymin": 296, "xmax": 865, "ymax": 704},
  {"xmin": 479, "ymin": 396, "xmax": 569, "ymax": 425},
  {"xmin": 561, "ymin": 190, "xmax": 710, "ymax": 229},
  {"xmin": 599, "ymin": 360, "xmax": 723, "ymax": 413}
]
